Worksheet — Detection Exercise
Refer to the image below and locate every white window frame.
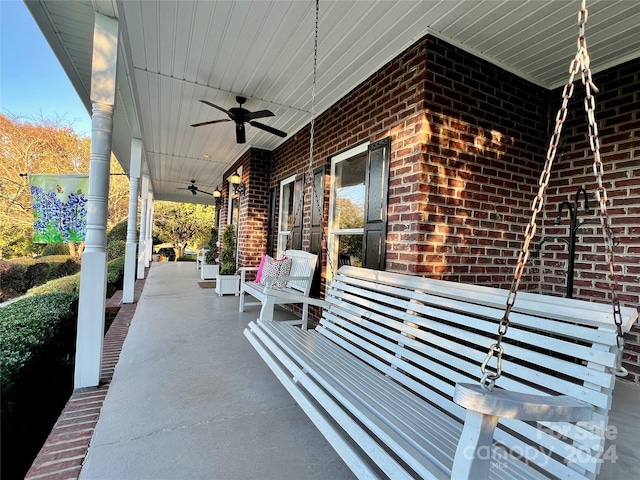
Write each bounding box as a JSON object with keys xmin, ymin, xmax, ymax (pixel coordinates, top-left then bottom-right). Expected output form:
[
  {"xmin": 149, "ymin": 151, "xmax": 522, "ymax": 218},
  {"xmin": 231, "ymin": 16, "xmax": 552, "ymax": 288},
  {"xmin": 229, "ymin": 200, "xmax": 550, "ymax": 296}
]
[
  {"xmin": 328, "ymin": 141, "xmax": 369, "ymax": 280},
  {"xmin": 277, "ymin": 174, "xmax": 296, "ymax": 258}
]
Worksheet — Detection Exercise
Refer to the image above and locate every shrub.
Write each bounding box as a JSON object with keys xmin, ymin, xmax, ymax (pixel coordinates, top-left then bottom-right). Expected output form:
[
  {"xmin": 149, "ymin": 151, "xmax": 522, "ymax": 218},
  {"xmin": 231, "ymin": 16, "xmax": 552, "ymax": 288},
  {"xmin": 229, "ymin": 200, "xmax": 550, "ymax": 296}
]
[
  {"xmin": 22, "ymin": 262, "xmax": 51, "ymax": 290},
  {"xmin": 107, "ymin": 220, "xmax": 129, "ymax": 243},
  {"xmin": 219, "ymin": 224, "xmax": 237, "ymax": 275},
  {"xmin": 25, "ymin": 257, "xmax": 124, "ymax": 297},
  {"xmin": 27, "ymin": 273, "xmax": 80, "ymax": 296},
  {"xmin": 107, "ymin": 240, "xmax": 126, "ymax": 261},
  {"xmin": 0, "ymin": 261, "xmax": 25, "ymax": 301},
  {"xmin": 7, "ymin": 257, "xmax": 37, "ymax": 266},
  {"xmin": 55, "ymin": 258, "xmax": 82, "ymax": 278},
  {"xmin": 0, "ymin": 293, "xmax": 78, "ymax": 395},
  {"xmin": 177, "ymin": 254, "xmax": 196, "ymax": 262},
  {"xmin": 0, "ymin": 293, "xmax": 78, "ymax": 479},
  {"xmin": 41, "ymin": 243, "xmax": 70, "ymax": 256},
  {"xmin": 106, "ymin": 256, "xmax": 125, "ymax": 297}
]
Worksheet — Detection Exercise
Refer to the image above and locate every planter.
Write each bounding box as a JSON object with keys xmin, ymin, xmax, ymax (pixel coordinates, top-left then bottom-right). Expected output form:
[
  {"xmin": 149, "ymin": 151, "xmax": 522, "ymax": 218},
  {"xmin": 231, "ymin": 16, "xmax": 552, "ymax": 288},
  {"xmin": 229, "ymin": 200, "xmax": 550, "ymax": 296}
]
[
  {"xmin": 152, "ymin": 254, "xmax": 160, "ymax": 262},
  {"xmin": 215, "ymin": 274, "xmax": 240, "ymax": 296},
  {"xmin": 201, "ymin": 264, "xmax": 219, "ymax": 280}
]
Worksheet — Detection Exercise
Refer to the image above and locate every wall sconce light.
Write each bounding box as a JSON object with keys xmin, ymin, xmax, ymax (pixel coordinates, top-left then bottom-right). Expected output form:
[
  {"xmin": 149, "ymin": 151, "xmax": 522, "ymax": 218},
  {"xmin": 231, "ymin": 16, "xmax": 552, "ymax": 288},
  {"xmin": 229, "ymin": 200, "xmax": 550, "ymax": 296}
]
[
  {"xmin": 230, "ymin": 170, "xmax": 245, "ymax": 196},
  {"xmin": 212, "ymin": 186, "xmax": 224, "ymax": 206}
]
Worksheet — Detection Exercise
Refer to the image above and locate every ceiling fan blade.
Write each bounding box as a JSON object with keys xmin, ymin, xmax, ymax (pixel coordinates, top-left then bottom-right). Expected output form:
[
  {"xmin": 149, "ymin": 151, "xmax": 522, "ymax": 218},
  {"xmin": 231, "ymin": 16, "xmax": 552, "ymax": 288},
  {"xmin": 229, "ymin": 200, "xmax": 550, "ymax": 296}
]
[
  {"xmin": 247, "ymin": 109, "xmax": 275, "ymax": 121},
  {"xmin": 190, "ymin": 119, "xmax": 230, "ymax": 127},
  {"xmin": 195, "ymin": 188, "xmax": 212, "ymax": 195},
  {"xmin": 200, "ymin": 100, "xmax": 233, "ymax": 119},
  {"xmin": 250, "ymin": 121, "xmax": 288, "ymax": 138}
]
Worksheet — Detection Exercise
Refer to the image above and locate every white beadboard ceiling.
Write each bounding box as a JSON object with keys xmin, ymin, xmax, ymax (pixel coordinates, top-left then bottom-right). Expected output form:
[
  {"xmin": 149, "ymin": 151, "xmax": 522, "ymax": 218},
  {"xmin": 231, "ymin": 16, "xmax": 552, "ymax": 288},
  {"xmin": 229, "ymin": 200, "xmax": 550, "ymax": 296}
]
[{"xmin": 26, "ymin": 0, "xmax": 640, "ymax": 206}]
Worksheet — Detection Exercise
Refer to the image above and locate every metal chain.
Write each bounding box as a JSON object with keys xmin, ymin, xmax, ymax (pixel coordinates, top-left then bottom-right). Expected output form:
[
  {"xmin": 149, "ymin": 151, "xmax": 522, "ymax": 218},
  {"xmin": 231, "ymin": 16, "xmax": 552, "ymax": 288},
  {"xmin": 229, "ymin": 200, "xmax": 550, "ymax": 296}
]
[
  {"xmin": 307, "ymin": 0, "xmax": 335, "ymax": 278},
  {"xmin": 286, "ymin": 0, "xmax": 335, "ymax": 277},
  {"xmin": 577, "ymin": 3, "xmax": 627, "ymax": 375},
  {"xmin": 480, "ymin": 0, "xmax": 625, "ymax": 390},
  {"xmin": 285, "ymin": 0, "xmax": 317, "ymax": 251}
]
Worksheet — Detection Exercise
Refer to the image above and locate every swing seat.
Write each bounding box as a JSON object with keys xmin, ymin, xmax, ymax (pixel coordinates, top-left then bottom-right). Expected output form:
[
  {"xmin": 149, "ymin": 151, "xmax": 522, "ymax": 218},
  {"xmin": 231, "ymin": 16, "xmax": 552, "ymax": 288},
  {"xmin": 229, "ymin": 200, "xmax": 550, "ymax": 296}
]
[
  {"xmin": 244, "ymin": 266, "xmax": 637, "ymax": 479},
  {"xmin": 238, "ymin": 250, "xmax": 318, "ymax": 328}
]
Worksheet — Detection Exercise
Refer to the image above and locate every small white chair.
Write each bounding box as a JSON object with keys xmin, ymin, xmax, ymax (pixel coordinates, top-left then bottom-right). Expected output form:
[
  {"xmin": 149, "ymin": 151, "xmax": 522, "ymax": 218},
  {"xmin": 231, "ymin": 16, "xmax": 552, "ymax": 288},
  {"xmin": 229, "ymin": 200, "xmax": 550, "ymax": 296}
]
[{"xmin": 238, "ymin": 250, "xmax": 318, "ymax": 328}]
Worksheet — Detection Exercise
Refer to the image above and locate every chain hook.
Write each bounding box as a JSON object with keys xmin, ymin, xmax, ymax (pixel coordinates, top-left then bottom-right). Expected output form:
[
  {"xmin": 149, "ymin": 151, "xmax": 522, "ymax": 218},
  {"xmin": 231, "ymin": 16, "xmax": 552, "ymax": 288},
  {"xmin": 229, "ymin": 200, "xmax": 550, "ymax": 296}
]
[{"xmin": 480, "ymin": 344, "xmax": 504, "ymax": 392}]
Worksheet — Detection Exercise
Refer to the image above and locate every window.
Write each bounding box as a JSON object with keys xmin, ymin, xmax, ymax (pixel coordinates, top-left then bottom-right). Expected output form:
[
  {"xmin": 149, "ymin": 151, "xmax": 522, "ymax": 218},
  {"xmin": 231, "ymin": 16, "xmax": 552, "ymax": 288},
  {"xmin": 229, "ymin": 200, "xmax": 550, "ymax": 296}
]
[
  {"xmin": 277, "ymin": 174, "xmax": 302, "ymax": 257},
  {"xmin": 328, "ymin": 138, "xmax": 390, "ymax": 277}
]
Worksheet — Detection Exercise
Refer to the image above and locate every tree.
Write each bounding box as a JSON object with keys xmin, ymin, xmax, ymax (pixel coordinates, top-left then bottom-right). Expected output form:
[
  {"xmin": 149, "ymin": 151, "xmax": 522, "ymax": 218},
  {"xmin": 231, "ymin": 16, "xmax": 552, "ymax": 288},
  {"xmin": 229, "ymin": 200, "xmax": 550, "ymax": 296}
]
[
  {"xmin": 334, "ymin": 198, "xmax": 364, "ymax": 263},
  {"xmin": 153, "ymin": 201, "xmax": 217, "ymax": 259},
  {"xmin": 0, "ymin": 113, "xmax": 130, "ymax": 258}
]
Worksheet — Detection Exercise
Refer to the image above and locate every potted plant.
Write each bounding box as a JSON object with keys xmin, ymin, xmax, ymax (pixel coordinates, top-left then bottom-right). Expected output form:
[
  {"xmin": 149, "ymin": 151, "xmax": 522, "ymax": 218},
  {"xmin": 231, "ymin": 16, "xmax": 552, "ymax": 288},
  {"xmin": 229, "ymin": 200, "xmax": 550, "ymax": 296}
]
[
  {"xmin": 200, "ymin": 227, "xmax": 219, "ymax": 280},
  {"xmin": 215, "ymin": 224, "xmax": 240, "ymax": 296}
]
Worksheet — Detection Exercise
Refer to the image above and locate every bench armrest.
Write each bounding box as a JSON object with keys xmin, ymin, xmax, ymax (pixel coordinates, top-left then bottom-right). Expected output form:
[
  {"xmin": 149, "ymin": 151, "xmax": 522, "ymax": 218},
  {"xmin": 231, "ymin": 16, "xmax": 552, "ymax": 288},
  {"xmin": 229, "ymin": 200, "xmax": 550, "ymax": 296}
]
[{"xmin": 238, "ymin": 266, "xmax": 259, "ymax": 282}]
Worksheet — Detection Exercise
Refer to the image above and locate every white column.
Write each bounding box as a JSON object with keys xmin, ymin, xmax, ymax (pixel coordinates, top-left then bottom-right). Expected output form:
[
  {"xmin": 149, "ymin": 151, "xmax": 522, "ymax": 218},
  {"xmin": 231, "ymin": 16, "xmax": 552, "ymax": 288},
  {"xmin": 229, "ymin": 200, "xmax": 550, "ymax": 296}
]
[
  {"xmin": 123, "ymin": 138, "xmax": 142, "ymax": 303},
  {"xmin": 144, "ymin": 192, "xmax": 154, "ymax": 266},
  {"xmin": 137, "ymin": 175, "xmax": 149, "ymax": 278},
  {"xmin": 74, "ymin": 13, "xmax": 118, "ymax": 390}
]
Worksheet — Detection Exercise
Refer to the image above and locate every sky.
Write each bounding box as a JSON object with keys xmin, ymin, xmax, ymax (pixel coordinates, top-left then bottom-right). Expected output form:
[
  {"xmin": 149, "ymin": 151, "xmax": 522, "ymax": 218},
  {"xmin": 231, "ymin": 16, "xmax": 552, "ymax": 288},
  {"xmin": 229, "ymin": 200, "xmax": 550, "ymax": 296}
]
[{"xmin": 1, "ymin": 0, "xmax": 92, "ymax": 137}]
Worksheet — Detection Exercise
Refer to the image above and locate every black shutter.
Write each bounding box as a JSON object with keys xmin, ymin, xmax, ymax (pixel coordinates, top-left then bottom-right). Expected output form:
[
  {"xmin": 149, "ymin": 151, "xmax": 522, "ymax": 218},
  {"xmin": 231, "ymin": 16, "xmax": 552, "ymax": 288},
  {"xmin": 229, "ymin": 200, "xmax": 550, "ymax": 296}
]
[
  {"xmin": 309, "ymin": 167, "xmax": 325, "ymax": 296},
  {"xmin": 290, "ymin": 176, "xmax": 303, "ymax": 250},
  {"xmin": 362, "ymin": 138, "xmax": 390, "ymax": 270},
  {"xmin": 266, "ymin": 187, "xmax": 276, "ymax": 258}
]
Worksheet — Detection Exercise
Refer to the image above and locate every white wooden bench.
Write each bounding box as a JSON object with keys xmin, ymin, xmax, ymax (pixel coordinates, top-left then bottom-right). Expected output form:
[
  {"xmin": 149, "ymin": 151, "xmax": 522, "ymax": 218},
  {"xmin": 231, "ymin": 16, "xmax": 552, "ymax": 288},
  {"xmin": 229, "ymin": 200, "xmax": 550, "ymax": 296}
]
[
  {"xmin": 238, "ymin": 250, "xmax": 318, "ymax": 327},
  {"xmin": 244, "ymin": 265, "xmax": 637, "ymax": 480}
]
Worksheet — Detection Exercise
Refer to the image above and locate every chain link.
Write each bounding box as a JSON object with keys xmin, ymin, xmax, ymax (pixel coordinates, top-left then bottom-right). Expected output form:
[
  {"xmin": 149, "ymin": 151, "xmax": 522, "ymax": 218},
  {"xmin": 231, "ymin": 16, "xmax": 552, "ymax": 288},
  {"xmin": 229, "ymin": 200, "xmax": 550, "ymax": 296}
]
[{"xmin": 481, "ymin": 0, "xmax": 626, "ymax": 388}]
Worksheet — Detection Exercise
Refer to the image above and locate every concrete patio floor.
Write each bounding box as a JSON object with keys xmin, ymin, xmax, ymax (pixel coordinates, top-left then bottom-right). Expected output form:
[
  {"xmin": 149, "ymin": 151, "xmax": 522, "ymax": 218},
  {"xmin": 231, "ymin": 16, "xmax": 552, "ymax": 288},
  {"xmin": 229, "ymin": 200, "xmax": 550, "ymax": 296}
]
[
  {"xmin": 78, "ymin": 261, "xmax": 639, "ymax": 480},
  {"xmin": 79, "ymin": 261, "xmax": 355, "ymax": 480}
]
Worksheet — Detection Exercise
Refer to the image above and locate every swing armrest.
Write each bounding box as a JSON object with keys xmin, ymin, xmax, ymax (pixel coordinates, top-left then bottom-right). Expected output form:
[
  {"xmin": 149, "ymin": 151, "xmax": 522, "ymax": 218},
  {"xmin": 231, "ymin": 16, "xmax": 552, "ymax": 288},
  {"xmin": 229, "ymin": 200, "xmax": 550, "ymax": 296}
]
[
  {"xmin": 451, "ymin": 383, "xmax": 593, "ymax": 479},
  {"xmin": 453, "ymin": 383, "xmax": 593, "ymax": 422}
]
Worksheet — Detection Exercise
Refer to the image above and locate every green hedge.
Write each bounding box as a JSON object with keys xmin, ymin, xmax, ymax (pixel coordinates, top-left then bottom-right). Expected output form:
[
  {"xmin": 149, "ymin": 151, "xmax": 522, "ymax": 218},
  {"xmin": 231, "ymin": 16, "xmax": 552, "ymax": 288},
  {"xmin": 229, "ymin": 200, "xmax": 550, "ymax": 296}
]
[
  {"xmin": 107, "ymin": 220, "xmax": 129, "ymax": 243},
  {"xmin": 41, "ymin": 243, "xmax": 70, "ymax": 256},
  {"xmin": 27, "ymin": 273, "xmax": 81, "ymax": 295},
  {"xmin": 0, "ymin": 261, "xmax": 24, "ymax": 301},
  {"xmin": 0, "ymin": 293, "xmax": 78, "ymax": 479},
  {"xmin": 0, "ymin": 293, "xmax": 78, "ymax": 395},
  {"xmin": 107, "ymin": 239, "xmax": 126, "ymax": 261},
  {"xmin": 0, "ymin": 256, "xmax": 81, "ymax": 301},
  {"xmin": 106, "ymin": 256, "xmax": 126, "ymax": 297},
  {"xmin": 26, "ymin": 256, "xmax": 125, "ymax": 298}
]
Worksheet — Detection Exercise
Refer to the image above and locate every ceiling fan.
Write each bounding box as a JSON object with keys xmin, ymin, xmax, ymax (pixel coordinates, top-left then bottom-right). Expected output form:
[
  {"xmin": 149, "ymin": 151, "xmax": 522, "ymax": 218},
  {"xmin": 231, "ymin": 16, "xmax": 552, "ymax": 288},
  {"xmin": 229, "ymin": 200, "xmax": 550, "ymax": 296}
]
[
  {"xmin": 190, "ymin": 96, "xmax": 287, "ymax": 144},
  {"xmin": 176, "ymin": 180, "xmax": 211, "ymax": 196}
]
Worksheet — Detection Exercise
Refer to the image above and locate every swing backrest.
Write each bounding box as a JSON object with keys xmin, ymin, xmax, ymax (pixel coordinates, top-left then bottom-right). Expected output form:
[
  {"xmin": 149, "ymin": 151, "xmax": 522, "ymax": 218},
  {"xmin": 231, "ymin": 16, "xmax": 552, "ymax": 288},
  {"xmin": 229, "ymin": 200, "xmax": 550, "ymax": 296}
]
[
  {"xmin": 317, "ymin": 266, "xmax": 637, "ymax": 478},
  {"xmin": 282, "ymin": 249, "xmax": 318, "ymax": 294}
]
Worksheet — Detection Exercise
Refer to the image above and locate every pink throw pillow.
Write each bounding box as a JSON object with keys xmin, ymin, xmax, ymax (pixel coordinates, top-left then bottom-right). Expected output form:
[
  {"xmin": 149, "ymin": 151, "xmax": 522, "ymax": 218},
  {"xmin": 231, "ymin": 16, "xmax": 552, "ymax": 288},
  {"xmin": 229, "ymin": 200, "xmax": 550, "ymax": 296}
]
[{"xmin": 255, "ymin": 255, "xmax": 266, "ymax": 283}]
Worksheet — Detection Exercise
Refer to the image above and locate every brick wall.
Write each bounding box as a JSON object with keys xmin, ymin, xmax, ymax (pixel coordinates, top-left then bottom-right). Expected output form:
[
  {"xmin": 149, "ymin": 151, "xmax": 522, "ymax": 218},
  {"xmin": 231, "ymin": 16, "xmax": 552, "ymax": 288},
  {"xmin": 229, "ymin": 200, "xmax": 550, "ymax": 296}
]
[
  {"xmin": 541, "ymin": 58, "xmax": 640, "ymax": 382},
  {"xmin": 220, "ymin": 148, "xmax": 272, "ymax": 271},
  {"xmin": 271, "ymin": 35, "xmax": 549, "ymax": 306},
  {"xmin": 388, "ymin": 37, "xmax": 550, "ymax": 289}
]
